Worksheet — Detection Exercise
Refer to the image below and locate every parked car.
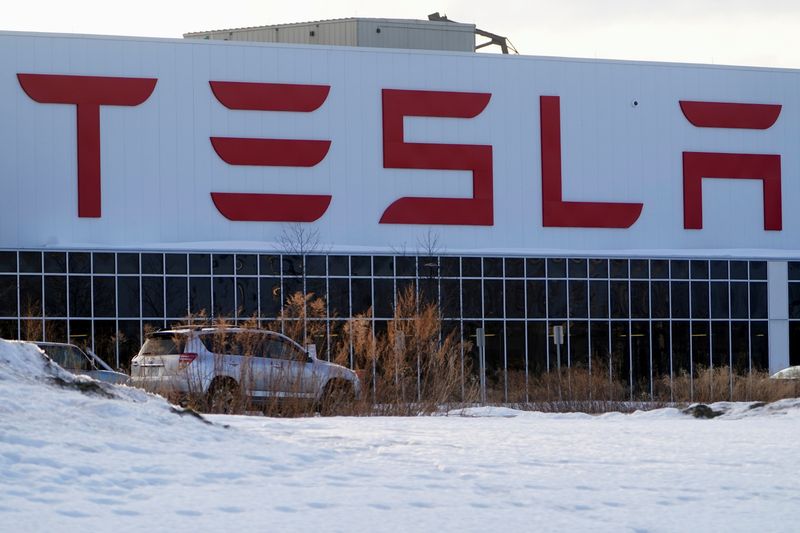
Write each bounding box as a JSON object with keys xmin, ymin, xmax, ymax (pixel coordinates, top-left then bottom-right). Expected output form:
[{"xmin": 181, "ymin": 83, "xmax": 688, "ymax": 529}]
[
  {"xmin": 129, "ymin": 327, "xmax": 361, "ymax": 411},
  {"xmin": 770, "ymin": 366, "xmax": 800, "ymax": 380},
  {"xmin": 34, "ymin": 342, "xmax": 130, "ymax": 384}
]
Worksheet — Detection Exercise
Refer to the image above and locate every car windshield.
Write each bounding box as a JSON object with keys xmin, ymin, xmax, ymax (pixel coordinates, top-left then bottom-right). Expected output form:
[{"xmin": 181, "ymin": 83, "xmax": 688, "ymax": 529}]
[
  {"xmin": 43, "ymin": 345, "xmax": 92, "ymax": 372},
  {"xmin": 140, "ymin": 334, "xmax": 186, "ymax": 355}
]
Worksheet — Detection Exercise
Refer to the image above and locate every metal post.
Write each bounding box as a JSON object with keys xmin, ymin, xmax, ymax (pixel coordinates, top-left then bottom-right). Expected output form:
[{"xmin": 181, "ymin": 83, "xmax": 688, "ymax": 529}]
[{"xmin": 477, "ymin": 327, "xmax": 486, "ymax": 404}]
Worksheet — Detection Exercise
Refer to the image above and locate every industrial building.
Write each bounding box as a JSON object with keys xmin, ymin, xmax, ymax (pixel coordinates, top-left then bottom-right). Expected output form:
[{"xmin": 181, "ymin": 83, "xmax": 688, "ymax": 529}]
[{"xmin": 1, "ymin": 18, "xmax": 798, "ymax": 400}]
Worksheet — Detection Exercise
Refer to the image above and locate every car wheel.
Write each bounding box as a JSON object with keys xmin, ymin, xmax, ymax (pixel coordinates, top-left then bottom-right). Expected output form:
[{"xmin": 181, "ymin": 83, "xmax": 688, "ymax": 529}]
[
  {"xmin": 206, "ymin": 377, "xmax": 240, "ymax": 414},
  {"xmin": 319, "ymin": 379, "xmax": 354, "ymax": 416}
]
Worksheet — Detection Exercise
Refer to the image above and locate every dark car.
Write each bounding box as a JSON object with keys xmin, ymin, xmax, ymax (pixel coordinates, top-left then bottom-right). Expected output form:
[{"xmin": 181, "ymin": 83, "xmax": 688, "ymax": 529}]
[{"xmin": 35, "ymin": 342, "xmax": 129, "ymax": 385}]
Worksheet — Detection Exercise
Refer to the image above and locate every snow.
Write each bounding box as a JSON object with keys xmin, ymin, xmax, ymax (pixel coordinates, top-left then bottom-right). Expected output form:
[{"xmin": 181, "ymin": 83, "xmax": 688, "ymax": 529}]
[{"xmin": 2, "ymin": 339, "xmax": 800, "ymax": 532}]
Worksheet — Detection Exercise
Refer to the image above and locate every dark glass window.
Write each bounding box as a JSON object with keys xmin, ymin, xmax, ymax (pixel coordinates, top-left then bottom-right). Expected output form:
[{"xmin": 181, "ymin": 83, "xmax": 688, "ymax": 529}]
[
  {"xmin": 650, "ymin": 260, "xmax": 669, "ymax": 279},
  {"xmin": 117, "ymin": 253, "xmax": 139, "ymax": 274},
  {"xmin": 791, "ymin": 322, "xmax": 800, "ymax": 367},
  {"xmin": 547, "ymin": 280, "xmax": 567, "ymax": 318},
  {"xmin": 790, "ymin": 283, "xmax": 800, "ymax": 319},
  {"xmin": 589, "ymin": 280, "xmax": 609, "ymax": 318},
  {"xmin": 506, "ymin": 321, "xmax": 527, "ymax": 373},
  {"xmin": 547, "ymin": 258, "xmax": 566, "ymax": 278},
  {"xmin": 749, "ymin": 262, "xmax": 767, "ymax": 280},
  {"xmin": 142, "ymin": 277, "xmax": 164, "ymax": 318},
  {"xmin": 483, "ymin": 257, "xmax": 503, "ymax": 277},
  {"xmin": 306, "ymin": 277, "xmax": 326, "ymax": 302},
  {"xmin": 710, "ymin": 261, "xmax": 728, "ymax": 279},
  {"xmin": 610, "ymin": 259, "xmax": 628, "ymax": 279},
  {"xmin": 651, "ymin": 281, "xmax": 670, "ymax": 318},
  {"xmin": 751, "ymin": 321, "xmax": 768, "ymax": 371},
  {"xmin": 630, "ymin": 321, "xmax": 650, "ymax": 394},
  {"xmin": 651, "ymin": 321, "xmax": 670, "ymax": 378},
  {"xmin": 0, "ymin": 276, "xmax": 17, "ymax": 316},
  {"xmin": 259, "ymin": 255, "xmax": 280, "ymax": 276},
  {"xmin": 0, "ymin": 320, "xmax": 17, "ymax": 340},
  {"xmin": 418, "ymin": 258, "xmax": 439, "ymax": 280},
  {"xmin": 730, "ymin": 261, "xmax": 748, "ymax": 280},
  {"xmin": 19, "ymin": 252, "xmax": 41, "ymax": 273},
  {"xmin": 630, "ymin": 260, "xmax": 648, "ymax": 279},
  {"xmin": 505, "ymin": 258, "xmax": 524, "ymax": 278},
  {"xmin": 732, "ymin": 321, "xmax": 750, "ymax": 372},
  {"xmin": 351, "ymin": 279, "xmax": 371, "ymax": 315},
  {"xmin": 691, "ymin": 282, "xmax": 709, "ymax": 319},
  {"xmin": 462, "ymin": 257, "xmax": 481, "ymax": 277},
  {"xmin": 282, "ymin": 255, "xmax": 302, "ymax": 277},
  {"xmin": 165, "ymin": 254, "xmax": 187, "ymax": 275},
  {"xmin": 374, "ymin": 279, "xmax": 394, "ymax": 318},
  {"xmin": 351, "ymin": 256, "xmax": 371, "ymax": 277},
  {"xmin": 69, "ymin": 252, "xmax": 90, "ymax": 274},
  {"xmin": 610, "ymin": 321, "xmax": 630, "ymax": 392},
  {"xmin": 670, "ymin": 260, "xmax": 689, "ymax": 279},
  {"xmin": 93, "ymin": 277, "xmax": 116, "ymax": 317},
  {"xmin": 589, "ymin": 321, "xmax": 610, "ymax": 372},
  {"xmin": 189, "ymin": 278, "xmax": 211, "ymax": 314},
  {"xmin": 441, "ymin": 279, "xmax": 461, "ymax": 318},
  {"xmin": 504, "ymin": 280, "xmax": 525, "ymax": 318},
  {"xmin": 462, "ymin": 280, "xmax": 482, "ymax": 317},
  {"xmin": 44, "ymin": 252, "xmax": 66, "ymax": 274},
  {"xmin": 19, "ymin": 275, "xmax": 42, "ymax": 317},
  {"xmin": 569, "ymin": 321, "xmax": 589, "ymax": 368},
  {"xmin": 302, "ymin": 255, "xmax": 325, "ymax": 276},
  {"xmin": 93, "ymin": 253, "xmax": 115, "ymax": 274},
  {"xmin": 711, "ymin": 322, "xmax": 730, "ymax": 369},
  {"xmin": 630, "ymin": 281, "xmax": 649, "ymax": 318},
  {"xmin": 212, "ymin": 254, "xmax": 234, "ymax": 276},
  {"xmin": 527, "ymin": 321, "xmax": 548, "ymax": 374},
  {"xmin": 569, "ymin": 280, "xmax": 588, "ymax": 318},
  {"xmin": 568, "ymin": 258, "xmax": 587, "ymax": 279},
  {"xmin": 259, "ymin": 277, "xmax": 281, "ymax": 318},
  {"xmin": 0, "ymin": 252, "xmax": 16, "ymax": 273},
  {"xmin": 691, "ymin": 321, "xmax": 710, "ymax": 373},
  {"xmin": 213, "ymin": 277, "xmax": 235, "ymax": 317},
  {"xmin": 749, "ymin": 283, "xmax": 767, "ymax": 319},
  {"xmin": 671, "ymin": 321, "xmax": 690, "ymax": 373},
  {"xmin": 189, "ymin": 254, "xmax": 210, "ymax": 275},
  {"xmin": 328, "ymin": 278, "xmax": 349, "ymax": 317},
  {"xmin": 165, "ymin": 277, "xmax": 188, "ymax": 318},
  {"xmin": 711, "ymin": 282, "xmax": 729, "ymax": 319},
  {"xmin": 373, "ymin": 256, "xmax": 394, "ymax": 277},
  {"xmin": 731, "ymin": 282, "xmax": 749, "ymax": 319},
  {"xmin": 790, "ymin": 262, "xmax": 800, "ymax": 281},
  {"xmin": 671, "ymin": 281, "xmax": 689, "ymax": 318},
  {"xmin": 329, "ymin": 256, "xmax": 350, "ymax": 276},
  {"xmin": 526, "ymin": 280, "xmax": 546, "ymax": 318},
  {"xmin": 141, "ymin": 253, "xmax": 163, "ymax": 275},
  {"xmin": 235, "ymin": 254, "xmax": 257, "ymax": 275},
  {"xmin": 236, "ymin": 278, "xmax": 258, "ymax": 318},
  {"xmin": 441, "ymin": 257, "xmax": 460, "ymax": 277},
  {"xmin": 117, "ymin": 277, "xmax": 140, "ymax": 318},
  {"xmin": 283, "ymin": 277, "xmax": 302, "ymax": 300},
  {"xmin": 526, "ymin": 258, "xmax": 545, "ymax": 278},
  {"xmin": 483, "ymin": 280, "xmax": 504, "ymax": 318},
  {"xmin": 44, "ymin": 276, "xmax": 67, "ymax": 317},
  {"xmin": 68, "ymin": 277, "xmax": 92, "ymax": 318},
  {"xmin": 589, "ymin": 259, "xmax": 608, "ymax": 279},
  {"xmin": 610, "ymin": 281, "xmax": 629, "ymax": 319},
  {"xmin": 691, "ymin": 260, "xmax": 709, "ymax": 280}
]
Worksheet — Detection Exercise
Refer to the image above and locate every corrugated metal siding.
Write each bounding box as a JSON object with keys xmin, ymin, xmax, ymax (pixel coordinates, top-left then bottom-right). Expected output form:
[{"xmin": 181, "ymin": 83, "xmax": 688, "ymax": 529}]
[
  {"xmin": 357, "ymin": 20, "xmax": 474, "ymax": 51},
  {"xmin": 185, "ymin": 20, "xmax": 359, "ymax": 47}
]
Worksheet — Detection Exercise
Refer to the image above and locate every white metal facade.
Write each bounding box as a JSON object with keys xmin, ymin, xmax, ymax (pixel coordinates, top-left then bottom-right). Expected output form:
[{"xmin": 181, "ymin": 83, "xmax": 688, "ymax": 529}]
[{"xmin": 1, "ymin": 32, "xmax": 799, "ymax": 257}]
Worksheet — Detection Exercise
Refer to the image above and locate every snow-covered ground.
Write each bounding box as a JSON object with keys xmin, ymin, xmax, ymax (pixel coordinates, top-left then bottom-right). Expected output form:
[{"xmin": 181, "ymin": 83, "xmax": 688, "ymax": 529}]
[{"xmin": 2, "ymin": 339, "xmax": 800, "ymax": 532}]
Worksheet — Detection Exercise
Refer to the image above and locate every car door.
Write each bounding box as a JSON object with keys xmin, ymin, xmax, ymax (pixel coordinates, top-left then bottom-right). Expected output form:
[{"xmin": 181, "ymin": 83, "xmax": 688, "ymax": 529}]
[{"xmin": 263, "ymin": 336, "xmax": 314, "ymax": 398}]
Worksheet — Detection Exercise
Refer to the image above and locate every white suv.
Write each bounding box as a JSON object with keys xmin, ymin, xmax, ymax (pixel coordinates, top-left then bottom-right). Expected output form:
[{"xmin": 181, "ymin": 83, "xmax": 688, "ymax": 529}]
[{"xmin": 130, "ymin": 327, "xmax": 360, "ymax": 411}]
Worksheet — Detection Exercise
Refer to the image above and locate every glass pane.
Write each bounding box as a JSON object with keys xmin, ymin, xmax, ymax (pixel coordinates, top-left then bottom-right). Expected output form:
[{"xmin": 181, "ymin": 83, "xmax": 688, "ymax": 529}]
[
  {"xmin": 69, "ymin": 277, "xmax": 92, "ymax": 318},
  {"xmin": 142, "ymin": 277, "xmax": 164, "ymax": 318},
  {"xmin": 589, "ymin": 258, "xmax": 608, "ymax": 279},
  {"xmin": 69, "ymin": 252, "xmax": 90, "ymax": 274},
  {"xmin": 547, "ymin": 280, "xmax": 567, "ymax": 318},
  {"xmin": 650, "ymin": 260, "xmax": 669, "ymax": 279},
  {"xmin": 749, "ymin": 283, "xmax": 767, "ymax": 319},
  {"xmin": 0, "ymin": 276, "xmax": 17, "ymax": 317},
  {"xmin": 630, "ymin": 321, "xmax": 650, "ymax": 395},
  {"xmin": 610, "ymin": 321, "xmax": 630, "ymax": 396},
  {"xmin": 526, "ymin": 258, "xmax": 545, "ymax": 278},
  {"xmin": 749, "ymin": 262, "xmax": 767, "ymax": 280},
  {"xmin": 212, "ymin": 254, "xmax": 234, "ymax": 276},
  {"xmin": 610, "ymin": 281, "xmax": 629, "ymax": 319},
  {"xmin": 568, "ymin": 280, "xmax": 588, "ymax": 318},
  {"xmin": 19, "ymin": 275, "xmax": 43, "ymax": 317},
  {"xmin": 189, "ymin": 278, "xmax": 211, "ymax": 315},
  {"xmin": 610, "ymin": 259, "xmax": 628, "ymax": 279},
  {"xmin": 259, "ymin": 277, "xmax": 281, "ymax": 318},
  {"xmin": 328, "ymin": 278, "xmax": 349, "ymax": 317},
  {"xmin": 19, "ymin": 252, "xmax": 42, "ymax": 273},
  {"xmin": 691, "ymin": 282, "xmax": 709, "ymax": 319},
  {"xmin": 751, "ymin": 322, "xmax": 768, "ymax": 371},
  {"xmin": 505, "ymin": 258, "xmax": 524, "ymax": 278},
  {"xmin": 671, "ymin": 321, "xmax": 690, "ymax": 374},
  {"xmin": 395, "ymin": 256, "xmax": 415, "ymax": 277},
  {"xmin": 650, "ymin": 281, "xmax": 669, "ymax": 318},
  {"xmin": 791, "ymin": 283, "xmax": 800, "ymax": 319},
  {"xmin": 589, "ymin": 280, "xmax": 609, "ymax": 319},
  {"xmin": 630, "ymin": 260, "xmax": 648, "ymax": 279},
  {"xmin": 732, "ymin": 321, "xmax": 749, "ymax": 372},
  {"xmin": 259, "ymin": 255, "xmax": 280, "ymax": 276},
  {"xmin": 547, "ymin": 258, "xmax": 566, "ymax": 278},
  {"xmin": 44, "ymin": 252, "xmax": 66, "ymax": 274},
  {"xmin": 213, "ymin": 277, "xmax": 235, "ymax": 317},
  {"xmin": 671, "ymin": 281, "xmax": 689, "ymax": 318},
  {"xmin": 234, "ymin": 255, "xmax": 256, "ymax": 276},
  {"xmin": 328, "ymin": 255, "xmax": 349, "ymax": 276},
  {"xmin": 711, "ymin": 282, "xmax": 729, "ymax": 319},
  {"xmin": 165, "ymin": 277, "xmax": 188, "ymax": 318},
  {"xmin": 526, "ymin": 280, "xmax": 546, "ymax": 318},
  {"xmin": 93, "ymin": 277, "xmax": 116, "ymax": 318},
  {"xmin": 691, "ymin": 321, "xmax": 710, "ymax": 374},
  {"xmin": 351, "ymin": 256, "xmax": 371, "ymax": 277},
  {"xmin": 141, "ymin": 253, "xmax": 163, "ymax": 275},
  {"xmin": 789, "ymin": 262, "xmax": 800, "ymax": 281},
  {"xmin": 504, "ymin": 280, "xmax": 524, "ymax": 318},
  {"xmin": 670, "ymin": 260, "xmax": 689, "ymax": 279},
  {"xmin": 462, "ymin": 280, "xmax": 482, "ymax": 318},
  {"xmin": 441, "ymin": 257, "xmax": 460, "ymax": 277},
  {"xmin": 483, "ymin": 280, "xmax": 503, "ymax": 319},
  {"xmin": 351, "ymin": 279, "xmax": 372, "ymax": 315},
  {"xmin": 373, "ymin": 256, "xmax": 394, "ymax": 277},
  {"xmin": 730, "ymin": 261, "xmax": 748, "ymax": 280},
  {"xmin": 630, "ymin": 281, "xmax": 649, "ymax": 318},
  {"xmin": 651, "ymin": 321, "xmax": 670, "ymax": 381},
  {"xmin": 483, "ymin": 257, "xmax": 503, "ymax": 278},
  {"xmin": 710, "ymin": 261, "xmax": 728, "ymax": 280},
  {"xmin": 165, "ymin": 254, "xmax": 187, "ymax": 275},
  {"xmin": 568, "ymin": 321, "xmax": 588, "ymax": 368},
  {"xmin": 462, "ymin": 257, "xmax": 481, "ymax": 277},
  {"xmin": 731, "ymin": 282, "xmax": 749, "ymax": 319},
  {"xmin": 567, "ymin": 258, "xmax": 587, "ymax": 279},
  {"xmin": 93, "ymin": 253, "xmax": 116, "ymax": 274},
  {"xmin": 374, "ymin": 279, "xmax": 394, "ymax": 318},
  {"xmin": 189, "ymin": 254, "xmax": 210, "ymax": 275},
  {"xmin": 44, "ymin": 276, "xmax": 66, "ymax": 317},
  {"xmin": 282, "ymin": 255, "xmax": 302, "ymax": 277},
  {"xmin": 527, "ymin": 321, "xmax": 548, "ymax": 374},
  {"xmin": 711, "ymin": 321, "xmax": 730, "ymax": 369},
  {"xmin": 691, "ymin": 260, "xmax": 709, "ymax": 280},
  {"xmin": 441, "ymin": 279, "xmax": 461, "ymax": 318},
  {"xmin": 117, "ymin": 277, "xmax": 140, "ymax": 318},
  {"xmin": 117, "ymin": 253, "xmax": 138, "ymax": 275}
]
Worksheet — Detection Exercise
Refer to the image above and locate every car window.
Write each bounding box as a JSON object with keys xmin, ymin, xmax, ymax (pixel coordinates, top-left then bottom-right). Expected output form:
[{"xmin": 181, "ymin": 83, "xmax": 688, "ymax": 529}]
[
  {"xmin": 263, "ymin": 338, "xmax": 307, "ymax": 362},
  {"xmin": 141, "ymin": 334, "xmax": 186, "ymax": 355},
  {"xmin": 201, "ymin": 332, "xmax": 265, "ymax": 357},
  {"xmin": 43, "ymin": 345, "xmax": 91, "ymax": 372}
]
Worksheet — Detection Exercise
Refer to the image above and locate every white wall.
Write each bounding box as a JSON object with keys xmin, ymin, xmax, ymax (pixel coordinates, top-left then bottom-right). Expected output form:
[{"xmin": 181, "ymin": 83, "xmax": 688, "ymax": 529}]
[{"xmin": 1, "ymin": 32, "xmax": 799, "ymax": 255}]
